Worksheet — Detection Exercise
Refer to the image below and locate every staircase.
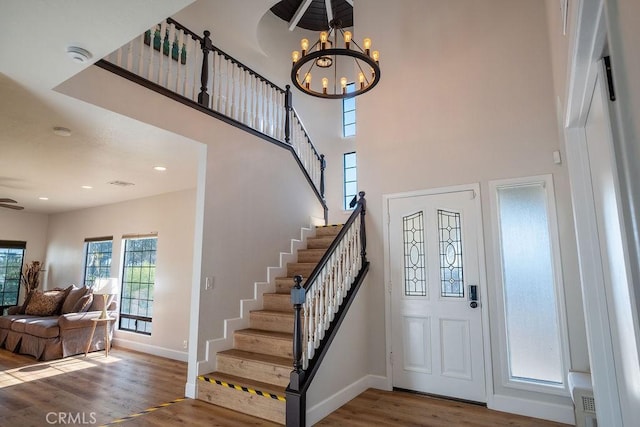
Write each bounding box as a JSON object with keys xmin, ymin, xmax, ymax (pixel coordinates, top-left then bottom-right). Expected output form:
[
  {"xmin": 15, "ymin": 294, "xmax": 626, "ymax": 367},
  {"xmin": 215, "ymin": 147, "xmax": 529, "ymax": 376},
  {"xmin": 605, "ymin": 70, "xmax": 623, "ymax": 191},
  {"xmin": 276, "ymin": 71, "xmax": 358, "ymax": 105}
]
[{"xmin": 197, "ymin": 225, "xmax": 343, "ymax": 424}]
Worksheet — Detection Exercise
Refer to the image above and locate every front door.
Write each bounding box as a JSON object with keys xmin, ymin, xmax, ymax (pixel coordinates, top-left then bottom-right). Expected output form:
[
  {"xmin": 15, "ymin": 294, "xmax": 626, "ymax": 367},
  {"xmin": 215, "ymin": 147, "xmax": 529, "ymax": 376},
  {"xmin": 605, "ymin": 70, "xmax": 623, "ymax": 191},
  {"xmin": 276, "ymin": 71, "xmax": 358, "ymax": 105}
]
[{"xmin": 389, "ymin": 189, "xmax": 486, "ymax": 402}]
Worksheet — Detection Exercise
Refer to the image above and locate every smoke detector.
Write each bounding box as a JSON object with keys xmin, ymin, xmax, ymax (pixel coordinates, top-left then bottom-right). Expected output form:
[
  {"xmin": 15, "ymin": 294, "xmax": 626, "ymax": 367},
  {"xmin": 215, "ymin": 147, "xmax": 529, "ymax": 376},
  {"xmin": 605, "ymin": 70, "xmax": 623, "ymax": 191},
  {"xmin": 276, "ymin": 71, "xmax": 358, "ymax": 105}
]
[{"xmin": 66, "ymin": 46, "xmax": 92, "ymax": 63}]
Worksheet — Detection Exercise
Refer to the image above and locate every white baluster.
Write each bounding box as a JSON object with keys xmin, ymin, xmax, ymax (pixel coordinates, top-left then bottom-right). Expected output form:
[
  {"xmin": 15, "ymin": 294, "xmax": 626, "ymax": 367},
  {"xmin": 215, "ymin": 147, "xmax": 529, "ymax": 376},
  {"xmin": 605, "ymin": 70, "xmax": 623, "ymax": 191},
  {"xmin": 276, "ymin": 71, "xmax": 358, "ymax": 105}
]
[
  {"xmin": 245, "ymin": 75, "xmax": 253, "ymax": 126},
  {"xmin": 147, "ymin": 25, "xmax": 158, "ymax": 81},
  {"xmin": 181, "ymin": 33, "xmax": 191, "ymax": 97},
  {"xmin": 166, "ymin": 23, "xmax": 176, "ymax": 89},
  {"xmin": 226, "ymin": 60, "xmax": 233, "ymax": 116},
  {"xmin": 211, "ymin": 52, "xmax": 219, "ymax": 111},
  {"xmin": 174, "ymin": 29, "xmax": 184, "ymax": 93},
  {"xmin": 137, "ymin": 32, "xmax": 145, "ymax": 75},
  {"xmin": 191, "ymin": 39, "xmax": 200, "ymax": 101},
  {"xmin": 233, "ymin": 65, "xmax": 240, "ymax": 121},
  {"xmin": 303, "ymin": 302, "xmax": 309, "ymax": 369},
  {"xmin": 125, "ymin": 40, "xmax": 133, "ymax": 72},
  {"xmin": 157, "ymin": 20, "xmax": 168, "ymax": 85}
]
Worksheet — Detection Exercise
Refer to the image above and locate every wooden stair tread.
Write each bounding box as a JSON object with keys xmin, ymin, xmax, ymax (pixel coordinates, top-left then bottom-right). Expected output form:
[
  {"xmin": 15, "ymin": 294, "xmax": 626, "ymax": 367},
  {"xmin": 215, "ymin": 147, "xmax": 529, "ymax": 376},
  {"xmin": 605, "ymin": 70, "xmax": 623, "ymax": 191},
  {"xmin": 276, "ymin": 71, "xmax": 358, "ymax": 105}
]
[
  {"xmin": 315, "ymin": 225, "xmax": 343, "ymax": 236},
  {"xmin": 235, "ymin": 328, "xmax": 293, "ymax": 340},
  {"xmin": 251, "ymin": 309, "xmax": 294, "ymax": 317},
  {"xmin": 200, "ymin": 371, "xmax": 286, "ymax": 397},
  {"xmin": 218, "ymin": 348, "xmax": 292, "ymax": 367}
]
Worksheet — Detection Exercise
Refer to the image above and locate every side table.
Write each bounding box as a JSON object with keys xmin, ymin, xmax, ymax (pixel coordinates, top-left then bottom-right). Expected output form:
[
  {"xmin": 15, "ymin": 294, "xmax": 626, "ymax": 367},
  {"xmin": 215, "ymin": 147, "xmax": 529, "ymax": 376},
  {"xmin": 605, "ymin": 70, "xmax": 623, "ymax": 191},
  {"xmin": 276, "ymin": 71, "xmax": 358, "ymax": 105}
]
[{"xmin": 84, "ymin": 317, "xmax": 114, "ymax": 357}]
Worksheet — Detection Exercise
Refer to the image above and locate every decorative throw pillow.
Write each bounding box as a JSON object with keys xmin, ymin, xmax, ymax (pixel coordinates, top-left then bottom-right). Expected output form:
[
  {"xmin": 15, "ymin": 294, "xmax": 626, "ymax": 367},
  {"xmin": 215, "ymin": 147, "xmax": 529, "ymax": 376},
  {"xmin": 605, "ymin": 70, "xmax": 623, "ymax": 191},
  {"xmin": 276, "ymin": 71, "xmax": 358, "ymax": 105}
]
[
  {"xmin": 72, "ymin": 292, "xmax": 94, "ymax": 313},
  {"xmin": 24, "ymin": 290, "xmax": 68, "ymax": 316},
  {"xmin": 61, "ymin": 285, "xmax": 88, "ymax": 314},
  {"xmin": 18, "ymin": 291, "xmax": 35, "ymax": 314}
]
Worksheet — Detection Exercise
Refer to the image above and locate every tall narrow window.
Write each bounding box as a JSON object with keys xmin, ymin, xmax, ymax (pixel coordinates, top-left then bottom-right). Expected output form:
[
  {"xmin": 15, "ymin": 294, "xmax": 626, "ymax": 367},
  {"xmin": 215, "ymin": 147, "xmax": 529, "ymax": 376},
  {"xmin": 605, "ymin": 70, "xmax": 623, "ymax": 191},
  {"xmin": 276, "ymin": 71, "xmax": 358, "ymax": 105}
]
[
  {"xmin": 0, "ymin": 240, "xmax": 25, "ymax": 312},
  {"xmin": 120, "ymin": 235, "xmax": 157, "ymax": 335},
  {"xmin": 83, "ymin": 237, "xmax": 113, "ymax": 286},
  {"xmin": 343, "ymin": 152, "xmax": 357, "ymax": 210},
  {"xmin": 343, "ymin": 82, "xmax": 356, "ymax": 137},
  {"xmin": 491, "ymin": 176, "xmax": 567, "ymax": 391}
]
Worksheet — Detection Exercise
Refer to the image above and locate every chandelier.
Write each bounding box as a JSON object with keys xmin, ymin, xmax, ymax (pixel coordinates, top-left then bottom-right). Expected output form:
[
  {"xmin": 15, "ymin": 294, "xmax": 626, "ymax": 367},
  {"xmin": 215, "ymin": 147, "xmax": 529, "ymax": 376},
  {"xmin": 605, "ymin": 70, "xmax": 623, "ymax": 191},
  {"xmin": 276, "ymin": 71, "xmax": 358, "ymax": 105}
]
[{"xmin": 290, "ymin": 20, "xmax": 381, "ymax": 99}]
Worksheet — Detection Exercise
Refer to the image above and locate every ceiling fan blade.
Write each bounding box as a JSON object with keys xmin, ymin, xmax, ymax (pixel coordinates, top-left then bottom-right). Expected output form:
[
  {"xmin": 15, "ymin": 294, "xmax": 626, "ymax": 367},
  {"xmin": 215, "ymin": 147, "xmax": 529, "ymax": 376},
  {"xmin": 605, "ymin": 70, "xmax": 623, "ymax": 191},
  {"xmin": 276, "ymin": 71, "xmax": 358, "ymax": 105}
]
[
  {"xmin": 0, "ymin": 203, "xmax": 24, "ymax": 210},
  {"xmin": 0, "ymin": 198, "xmax": 18, "ymax": 203}
]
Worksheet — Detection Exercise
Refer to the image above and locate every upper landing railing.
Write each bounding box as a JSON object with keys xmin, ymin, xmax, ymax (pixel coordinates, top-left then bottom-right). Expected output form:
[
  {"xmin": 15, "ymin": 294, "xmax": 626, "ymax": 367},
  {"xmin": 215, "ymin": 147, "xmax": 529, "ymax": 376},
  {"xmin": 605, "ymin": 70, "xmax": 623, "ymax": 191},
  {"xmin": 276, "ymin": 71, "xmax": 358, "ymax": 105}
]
[{"xmin": 98, "ymin": 18, "xmax": 327, "ymax": 221}]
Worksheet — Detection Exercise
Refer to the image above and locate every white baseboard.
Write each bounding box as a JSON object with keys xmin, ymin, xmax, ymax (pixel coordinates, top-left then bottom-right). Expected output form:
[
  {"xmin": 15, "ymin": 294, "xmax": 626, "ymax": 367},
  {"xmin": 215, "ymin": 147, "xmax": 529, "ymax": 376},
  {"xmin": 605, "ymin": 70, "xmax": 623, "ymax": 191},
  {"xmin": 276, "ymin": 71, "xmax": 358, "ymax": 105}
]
[
  {"xmin": 307, "ymin": 375, "xmax": 387, "ymax": 426},
  {"xmin": 112, "ymin": 338, "xmax": 188, "ymax": 362},
  {"xmin": 488, "ymin": 394, "xmax": 575, "ymax": 425}
]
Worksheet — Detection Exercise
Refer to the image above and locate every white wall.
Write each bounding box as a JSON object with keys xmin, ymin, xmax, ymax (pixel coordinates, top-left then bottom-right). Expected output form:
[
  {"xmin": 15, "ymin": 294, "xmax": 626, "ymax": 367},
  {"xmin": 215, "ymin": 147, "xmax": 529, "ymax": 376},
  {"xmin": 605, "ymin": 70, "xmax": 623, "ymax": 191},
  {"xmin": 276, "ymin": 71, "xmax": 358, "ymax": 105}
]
[
  {"xmin": 57, "ymin": 64, "xmax": 326, "ymax": 372},
  {"xmin": 0, "ymin": 209, "xmax": 49, "ymax": 301},
  {"xmin": 356, "ymin": 0, "xmax": 585, "ymax": 413},
  {"xmin": 45, "ymin": 189, "xmax": 196, "ymax": 360}
]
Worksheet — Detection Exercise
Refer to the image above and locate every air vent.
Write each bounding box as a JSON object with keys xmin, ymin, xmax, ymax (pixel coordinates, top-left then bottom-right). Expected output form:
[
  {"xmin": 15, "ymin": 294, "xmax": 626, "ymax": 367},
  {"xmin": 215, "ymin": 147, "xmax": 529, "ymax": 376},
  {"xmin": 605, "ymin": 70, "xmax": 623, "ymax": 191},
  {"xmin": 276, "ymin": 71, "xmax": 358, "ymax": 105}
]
[
  {"xmin": 582, "ymin": 395, "xmax": 596, "ymax": 413},
  {"xmin": 109, "ymin": 180, "xmax": 135, "ymax": 187}
]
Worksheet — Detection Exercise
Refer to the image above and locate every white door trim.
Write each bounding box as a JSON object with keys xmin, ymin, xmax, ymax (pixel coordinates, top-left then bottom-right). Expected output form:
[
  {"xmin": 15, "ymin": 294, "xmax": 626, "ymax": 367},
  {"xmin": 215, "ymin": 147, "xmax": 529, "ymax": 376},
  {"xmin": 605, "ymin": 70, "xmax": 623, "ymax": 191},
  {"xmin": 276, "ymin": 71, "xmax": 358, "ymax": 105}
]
[
  {"xmin": 564, "ymin": 0, "xmax": 628, "ymax": 424},
  {"xmin": 382, "ymin": 183, "xmax": 493, "ymax": 400}
]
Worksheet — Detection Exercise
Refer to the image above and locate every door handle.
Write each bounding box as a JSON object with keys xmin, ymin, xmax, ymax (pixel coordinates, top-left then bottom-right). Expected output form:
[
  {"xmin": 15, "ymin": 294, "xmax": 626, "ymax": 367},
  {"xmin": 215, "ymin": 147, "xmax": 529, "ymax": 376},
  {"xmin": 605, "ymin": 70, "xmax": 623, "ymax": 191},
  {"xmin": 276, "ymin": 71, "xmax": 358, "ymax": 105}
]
[{"xmin": 469, "ymin": 285, "xmax": 478, "ymax": 308}]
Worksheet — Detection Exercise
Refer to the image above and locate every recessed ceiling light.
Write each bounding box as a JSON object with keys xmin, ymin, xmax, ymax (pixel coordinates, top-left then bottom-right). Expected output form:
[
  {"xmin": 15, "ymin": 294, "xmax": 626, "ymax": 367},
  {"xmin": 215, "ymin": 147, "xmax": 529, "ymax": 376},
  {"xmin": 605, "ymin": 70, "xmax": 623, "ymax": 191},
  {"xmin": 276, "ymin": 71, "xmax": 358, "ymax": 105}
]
[
  {"xmin": 53, "ymin": 126, "xmax": 72, "ymax": 137},
  {"xmin": 153, "ymin": 166, "xmax": 167, "ymax": 171},
  {"xmin": 39, "ymin": 197, "xmax": 49, "ymax": 201},
  {"xmin": 109, "ymin": 180, "xmax": 135, "ymax": 187},
  {"xmin": 81, "ymin": 185, "xmax": 93, "ymax": 189}
]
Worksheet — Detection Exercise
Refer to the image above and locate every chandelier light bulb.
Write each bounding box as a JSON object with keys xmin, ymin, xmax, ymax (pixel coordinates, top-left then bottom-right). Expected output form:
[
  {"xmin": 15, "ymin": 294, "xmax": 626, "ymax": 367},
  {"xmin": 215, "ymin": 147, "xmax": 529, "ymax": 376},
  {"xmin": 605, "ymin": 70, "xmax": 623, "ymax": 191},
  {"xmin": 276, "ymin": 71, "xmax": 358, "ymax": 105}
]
[
  {"xmin": 341, "ymin": 77, "xmax": 348, "ymax": 94},
  {"xmin": 305, "ymin": 73, "xmax": 312, "ymax": 89},
  {"xmin": 344, "ymin": 31, "xmax": 352, "ymax": 49},
  {"xmin": 322, "ymin": 77, "xmax": 329, "ymax": 94},
  {"xmin": 320, "ymin": 31, "xmax": 328, "ymax": 49},
  {"xmin": 359, "ymin": 72, "xmax": 365, "ymax": 89},
  {"xmin": 301, "ymin": 38, "xmax": 309, "ymax": 55},
  {"xmin": 363, "ymin": 38, "xmax": 372, "ymax": 55},
  {"xmin": 292, "ymin": 51, "xmax": 300, "ymax": 63},
  {"xmin": 372, "ymin": 50, "xmax": 380, "ymax": 63}
]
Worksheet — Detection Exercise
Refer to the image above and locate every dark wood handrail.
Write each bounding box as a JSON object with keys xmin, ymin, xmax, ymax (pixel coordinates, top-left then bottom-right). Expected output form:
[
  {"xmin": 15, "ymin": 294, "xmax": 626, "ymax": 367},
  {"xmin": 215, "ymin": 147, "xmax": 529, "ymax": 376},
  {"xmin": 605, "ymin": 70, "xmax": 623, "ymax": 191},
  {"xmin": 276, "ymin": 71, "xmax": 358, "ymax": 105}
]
[
  {"xmin": 98, "ymin": 18, "xmax": 327, "ymax": 221},
  {"xmin": 302, "ymin": 191, "xmax": 366, "ymax": 292},
  {"xmin": 286, "ymin": 191, "xmax": 368, "ymax": 426}
]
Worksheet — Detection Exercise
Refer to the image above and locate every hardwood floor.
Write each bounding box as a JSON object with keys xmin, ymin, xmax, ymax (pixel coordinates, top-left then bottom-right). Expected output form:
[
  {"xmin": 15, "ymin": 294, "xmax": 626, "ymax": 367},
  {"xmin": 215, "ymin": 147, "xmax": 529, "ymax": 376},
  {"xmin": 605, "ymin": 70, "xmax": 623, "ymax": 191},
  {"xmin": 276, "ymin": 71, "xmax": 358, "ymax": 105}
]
[{"xmin": 0, "ymin": 347, "xmax": 570, "ymax": 426}]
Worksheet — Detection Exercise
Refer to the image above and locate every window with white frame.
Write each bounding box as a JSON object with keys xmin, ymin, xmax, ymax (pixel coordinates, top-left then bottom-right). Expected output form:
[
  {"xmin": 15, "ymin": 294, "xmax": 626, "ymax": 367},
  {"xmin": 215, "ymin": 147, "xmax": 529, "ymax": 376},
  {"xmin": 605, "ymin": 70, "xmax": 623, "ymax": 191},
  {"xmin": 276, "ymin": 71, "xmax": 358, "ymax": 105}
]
[
  {"xmin": 490, "ymin": 175, "xmax": 568, "ymax": 392},
  {"xmin": 343, "ymin": 152, "xmax": 357, "ymax": 210},
  {"xmin": 120, "ymin": 235, "xmax": 157, "ymax": 335},
  {"xmin": 343, "ymin": 83, "xmax": 356, "ymax": 137},
  {"xmin": 83, "ymin": 237, "xmax": 113, "ymax": 287}
]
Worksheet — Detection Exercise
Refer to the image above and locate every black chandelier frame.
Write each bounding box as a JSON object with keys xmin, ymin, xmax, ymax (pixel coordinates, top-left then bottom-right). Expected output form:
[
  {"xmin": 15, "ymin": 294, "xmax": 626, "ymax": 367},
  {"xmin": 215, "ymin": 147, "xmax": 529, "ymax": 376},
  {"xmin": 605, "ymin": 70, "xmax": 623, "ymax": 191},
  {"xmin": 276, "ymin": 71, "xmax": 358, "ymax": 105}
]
[{"xmin": 290, "ymin": 23, "xmax": 381, "ymax": 100}]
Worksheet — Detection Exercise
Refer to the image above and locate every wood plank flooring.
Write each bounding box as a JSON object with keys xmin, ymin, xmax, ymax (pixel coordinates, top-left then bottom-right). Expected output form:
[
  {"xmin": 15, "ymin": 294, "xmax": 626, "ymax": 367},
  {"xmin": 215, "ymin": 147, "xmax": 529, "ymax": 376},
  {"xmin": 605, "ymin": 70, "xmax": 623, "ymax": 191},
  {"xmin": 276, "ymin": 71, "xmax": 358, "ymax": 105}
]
[{"xmin": 0, "ymin": 347, "xmax": 570, "ymax": 426}]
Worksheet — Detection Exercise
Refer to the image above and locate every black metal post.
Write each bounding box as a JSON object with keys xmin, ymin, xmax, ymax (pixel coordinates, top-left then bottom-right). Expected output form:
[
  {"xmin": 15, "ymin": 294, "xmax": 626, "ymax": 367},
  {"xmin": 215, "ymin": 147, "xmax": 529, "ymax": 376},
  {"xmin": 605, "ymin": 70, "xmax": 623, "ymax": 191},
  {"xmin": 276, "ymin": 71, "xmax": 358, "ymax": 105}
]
[
  {"xmin": 287, "ymin": 274, "xmax": 306, "ymax": 426},
  {"xmin": 284, "ymin": 85, "xmax": 293, "ymax": 145},
  {"xmin": 197, "ymin": 30, "xmax": 213, "ymax": 107},
  {"xmin": 358, "ymin": 191, "xmax": 367, "ymax": 263}
]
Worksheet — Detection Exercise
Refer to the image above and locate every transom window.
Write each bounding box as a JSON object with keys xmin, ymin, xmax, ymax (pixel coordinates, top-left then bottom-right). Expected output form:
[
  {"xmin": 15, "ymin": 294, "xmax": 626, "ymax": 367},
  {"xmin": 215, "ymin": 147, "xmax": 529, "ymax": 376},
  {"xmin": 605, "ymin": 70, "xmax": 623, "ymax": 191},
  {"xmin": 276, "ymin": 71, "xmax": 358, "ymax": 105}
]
[
  {"xmin": 120, "ymin": 235, "xmax": 157, "ymax": 335},
  {"xmin": 83, "ymin": 237, "xmax": 113, "ymax": 286},
  {"xmin": 0, "ymin": 240, "xmax": 25, "ymax": 312},
  {"xmin": 343, "ymin": 152, "xmax": 357, "ymax": 210},
  {"xmin": 342, "ymin": 82, "xmax": 356, "ymax": 137}
]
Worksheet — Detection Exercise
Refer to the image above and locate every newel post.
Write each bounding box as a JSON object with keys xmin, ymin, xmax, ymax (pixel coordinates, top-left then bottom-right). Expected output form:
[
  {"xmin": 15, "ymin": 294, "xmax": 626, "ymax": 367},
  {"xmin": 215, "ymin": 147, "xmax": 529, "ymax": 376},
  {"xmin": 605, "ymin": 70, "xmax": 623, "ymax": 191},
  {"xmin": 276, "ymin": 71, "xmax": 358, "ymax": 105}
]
[
  {"xmin": 358, "ymin": 191, "xmax": 367, "ymax": 263},
  {"xmin": 284, "ymin": 85, "xmax": 293, "ymax": 145},
  {"xmin": 197, "ymin": 30, "xmax": 213, "ymax": 107},
  {"xmin": 286, "ymin": 274, "xmax": 306, "ymax": 426}
]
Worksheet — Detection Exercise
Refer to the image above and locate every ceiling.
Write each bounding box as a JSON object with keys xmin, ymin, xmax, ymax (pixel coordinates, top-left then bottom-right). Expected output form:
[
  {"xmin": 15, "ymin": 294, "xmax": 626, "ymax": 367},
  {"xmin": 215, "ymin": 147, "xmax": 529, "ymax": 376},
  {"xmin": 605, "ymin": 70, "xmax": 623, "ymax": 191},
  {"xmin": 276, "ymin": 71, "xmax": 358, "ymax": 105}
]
[
  {"xmin": 0, "ymin": 0, "xmax": 199, "ymax": 214},
  {"xmin": 270, "ymin": 0, "xmax": 353, "ymax": 31}
]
